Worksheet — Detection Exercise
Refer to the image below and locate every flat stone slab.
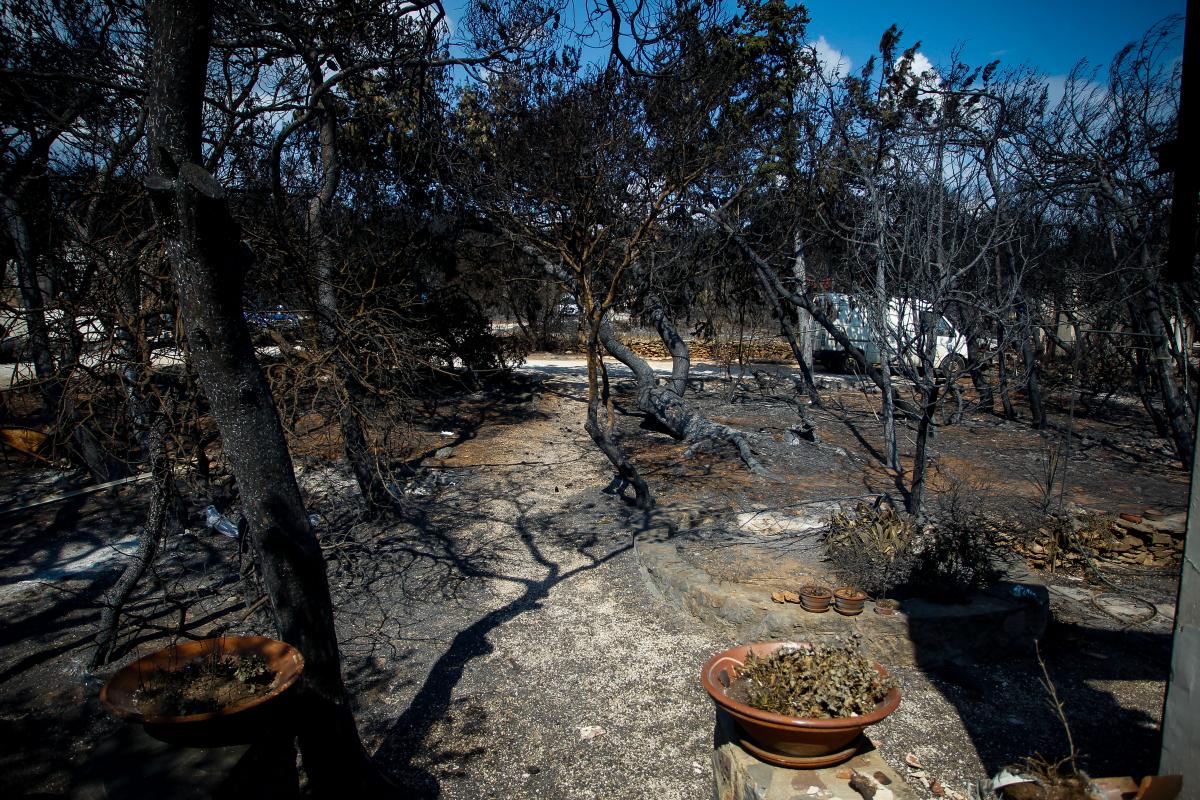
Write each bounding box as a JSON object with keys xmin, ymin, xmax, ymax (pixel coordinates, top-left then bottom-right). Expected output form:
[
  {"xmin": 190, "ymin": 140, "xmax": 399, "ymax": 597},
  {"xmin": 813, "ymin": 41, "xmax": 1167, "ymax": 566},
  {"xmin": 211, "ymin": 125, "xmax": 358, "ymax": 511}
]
[
  {"xmin": 713, "ymin": 710, "xmax": 916, "ymax": 800},
  {"xmin": 637, "ymin": 526, "xmax": 1049, "ymax": 667}
]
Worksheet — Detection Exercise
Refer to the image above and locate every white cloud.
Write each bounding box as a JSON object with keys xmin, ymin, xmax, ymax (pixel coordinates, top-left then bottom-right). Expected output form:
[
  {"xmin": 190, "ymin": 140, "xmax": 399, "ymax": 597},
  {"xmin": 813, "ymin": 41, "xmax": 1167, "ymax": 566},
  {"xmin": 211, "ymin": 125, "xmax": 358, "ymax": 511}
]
[
  {"xmin": 809, "ymin": 35, "xmax": 852, "ymax": 79},
  {"xmin": 908, "ymin": 51, "xmax": 936, "ymax": 81},
  {"xmin": 895, "ymin": 50, "xmax": 942, "ymax": 106}
]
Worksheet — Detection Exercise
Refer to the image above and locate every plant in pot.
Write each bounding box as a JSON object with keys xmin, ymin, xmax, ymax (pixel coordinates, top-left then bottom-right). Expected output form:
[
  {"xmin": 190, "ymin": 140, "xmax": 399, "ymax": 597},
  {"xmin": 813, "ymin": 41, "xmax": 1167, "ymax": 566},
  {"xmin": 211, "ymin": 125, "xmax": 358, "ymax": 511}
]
[
  {"xmin": 700, "ymin": 637, "xmax": 900, "ymax": 768},
  {"xmin": 100, "ymin": 635, "xmax": 304, "ymax": 745},
  {"xmin": 833, "ymin": 586, "xmax": 867, "ymax": 616},
  {"xmin": 799, "ymin": 584, "xmax": 832, "ymax": 613}
]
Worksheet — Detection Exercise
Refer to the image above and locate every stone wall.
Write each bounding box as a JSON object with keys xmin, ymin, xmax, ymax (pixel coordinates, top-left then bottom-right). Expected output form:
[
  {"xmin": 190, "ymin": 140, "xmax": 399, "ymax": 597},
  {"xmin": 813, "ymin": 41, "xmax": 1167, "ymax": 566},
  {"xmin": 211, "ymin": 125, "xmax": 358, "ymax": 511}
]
[{"xmin": 1008, "ymin": 510, "xmax": 1185, "ymax": 571}]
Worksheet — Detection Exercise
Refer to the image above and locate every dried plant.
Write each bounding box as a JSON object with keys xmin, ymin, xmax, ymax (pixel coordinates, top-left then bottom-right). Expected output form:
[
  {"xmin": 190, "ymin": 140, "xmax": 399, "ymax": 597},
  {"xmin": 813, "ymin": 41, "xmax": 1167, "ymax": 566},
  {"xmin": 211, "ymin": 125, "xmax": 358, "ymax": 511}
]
[
  {"xmin": 826, "ymin": 502, "xmax": 919, "ymax": 596},
  {"xmin": 734, "ymin": 637, "xmax": 895, "ymax": 719},
  {"xmin": 997, "ymin": 645, "xmax": 1089, "ymax": 799},
  {"xmin": 826, "ymin": 500, "xmax": 998, "ymax": 600},
  {"xmin": 1027, "ymin": 443, "xmax": 1064, "ymax": 515}
]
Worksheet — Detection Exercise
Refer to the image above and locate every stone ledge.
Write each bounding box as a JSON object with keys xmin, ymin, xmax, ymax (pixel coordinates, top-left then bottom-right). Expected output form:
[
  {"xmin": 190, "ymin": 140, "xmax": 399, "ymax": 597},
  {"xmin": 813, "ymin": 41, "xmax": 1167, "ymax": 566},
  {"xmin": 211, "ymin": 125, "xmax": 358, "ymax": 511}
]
[{"xmin": 635, "ymin": 531, "xmax": 1049, "ymax": 667}]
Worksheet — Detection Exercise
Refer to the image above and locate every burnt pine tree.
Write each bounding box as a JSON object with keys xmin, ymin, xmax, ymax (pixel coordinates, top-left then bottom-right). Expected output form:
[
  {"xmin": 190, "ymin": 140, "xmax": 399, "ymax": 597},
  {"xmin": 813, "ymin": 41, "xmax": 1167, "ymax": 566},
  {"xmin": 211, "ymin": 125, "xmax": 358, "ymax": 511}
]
[{"xmin": 143, "ymin": 0, "xmax": 388, "ymax": 790}]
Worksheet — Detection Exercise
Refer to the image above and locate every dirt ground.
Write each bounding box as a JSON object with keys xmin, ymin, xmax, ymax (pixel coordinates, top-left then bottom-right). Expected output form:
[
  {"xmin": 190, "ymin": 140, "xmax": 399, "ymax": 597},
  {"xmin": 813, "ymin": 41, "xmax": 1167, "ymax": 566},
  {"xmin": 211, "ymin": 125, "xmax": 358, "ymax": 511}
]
[{"xmin": 0, "ymin": 361, "xmax": 1186, "ymax": 798}]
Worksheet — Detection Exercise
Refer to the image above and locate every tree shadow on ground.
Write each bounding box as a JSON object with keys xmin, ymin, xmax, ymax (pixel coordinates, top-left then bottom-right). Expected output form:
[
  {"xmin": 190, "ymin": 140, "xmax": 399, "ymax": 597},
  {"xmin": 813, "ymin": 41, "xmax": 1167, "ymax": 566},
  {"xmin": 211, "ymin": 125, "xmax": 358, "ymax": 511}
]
[
  {"xmin": 908, "ymin": 610, "xmax": 1171, "ymax": 783},
  {"xmin": 368, "ymin": 465, "xmax": 652, "ymax": 796}
]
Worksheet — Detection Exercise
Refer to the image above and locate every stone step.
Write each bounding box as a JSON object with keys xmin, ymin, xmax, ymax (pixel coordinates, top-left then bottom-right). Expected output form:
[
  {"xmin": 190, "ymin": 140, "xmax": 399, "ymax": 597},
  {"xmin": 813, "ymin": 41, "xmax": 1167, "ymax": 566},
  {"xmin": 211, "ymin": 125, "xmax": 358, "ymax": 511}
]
[{"xmin": 712, "ymin": 710, "xmax": 917, "ymax": 800}]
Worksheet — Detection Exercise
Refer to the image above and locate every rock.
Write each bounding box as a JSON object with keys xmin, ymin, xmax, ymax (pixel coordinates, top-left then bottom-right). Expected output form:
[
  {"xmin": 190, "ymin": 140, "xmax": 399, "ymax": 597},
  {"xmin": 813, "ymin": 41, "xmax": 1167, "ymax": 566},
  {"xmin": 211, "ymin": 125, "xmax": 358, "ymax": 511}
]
[
  {"xmin": 1124, "ymin": 519, "xmax": 1160, "ymax": 537},
  {"xmin": 1094, "ymin": 594, "xmax": 1153, "ymax": 622},
  {"xmin": 578, "ymin": 725, "xmax": 605, "ymax": 741},
  {"xmin": 435, "ymin": 446, "xmax": 454, "ymax": 458},
  {"xmin": 1151, "ymin": 532, "xmax": 1174, "ymax": 546},
  {"xmin": 1148, "ymin": 514, "xmax": 1186, "ymax": 535},
  {"xmin": 1142, "ymin": 509, "xmax": 1164, "ymax": 520},
  {"xmin": 771, "ymin": 590, "xmax": 800, "ymax": 604}
]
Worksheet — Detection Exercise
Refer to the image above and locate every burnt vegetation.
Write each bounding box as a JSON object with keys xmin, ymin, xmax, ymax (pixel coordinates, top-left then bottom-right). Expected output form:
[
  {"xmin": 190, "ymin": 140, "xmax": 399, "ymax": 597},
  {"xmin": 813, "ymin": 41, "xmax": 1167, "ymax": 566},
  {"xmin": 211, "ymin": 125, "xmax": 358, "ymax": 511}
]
[{"xmin": 0, "ymin": 0, "xmax": 1192, "ymax": 792}]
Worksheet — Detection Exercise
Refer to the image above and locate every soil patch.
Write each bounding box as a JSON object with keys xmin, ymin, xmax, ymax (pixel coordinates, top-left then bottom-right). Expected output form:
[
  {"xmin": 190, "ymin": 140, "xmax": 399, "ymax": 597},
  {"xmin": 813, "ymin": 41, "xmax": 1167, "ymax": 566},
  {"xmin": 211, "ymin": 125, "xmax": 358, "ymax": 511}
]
[
  {"xmin": 129, "ymin": 654, "xmax": 273, "ymax": 718},
  {"xmin": 0, "ymin": 364, "xmax": 1187, "ymax": 799}
]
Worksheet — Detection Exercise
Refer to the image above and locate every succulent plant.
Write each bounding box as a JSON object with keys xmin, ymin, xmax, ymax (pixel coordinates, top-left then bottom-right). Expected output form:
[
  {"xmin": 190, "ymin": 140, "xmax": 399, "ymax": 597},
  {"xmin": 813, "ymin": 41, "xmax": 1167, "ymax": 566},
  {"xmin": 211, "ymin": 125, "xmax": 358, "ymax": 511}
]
[{"xmin": 735, "ymin": 637, "xmax": 896, "ymax": 719}]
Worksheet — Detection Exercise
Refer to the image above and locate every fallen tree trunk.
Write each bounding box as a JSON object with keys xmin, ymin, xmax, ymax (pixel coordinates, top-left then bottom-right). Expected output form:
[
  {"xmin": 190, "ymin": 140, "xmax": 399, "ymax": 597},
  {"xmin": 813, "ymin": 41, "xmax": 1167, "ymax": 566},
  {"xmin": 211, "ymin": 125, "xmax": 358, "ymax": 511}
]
[
  {"xmin": 597, "ymin": 321, "xmax": 770, "ymax": 476},
  {"xmin": 643, "ymin": 292, "xmax": 690, "ymax": 396}
]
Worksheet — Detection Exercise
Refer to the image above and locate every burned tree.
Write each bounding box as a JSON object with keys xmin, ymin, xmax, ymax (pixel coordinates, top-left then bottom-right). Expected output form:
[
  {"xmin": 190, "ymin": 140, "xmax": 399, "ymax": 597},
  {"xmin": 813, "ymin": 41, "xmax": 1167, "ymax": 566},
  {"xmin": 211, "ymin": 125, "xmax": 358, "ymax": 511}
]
[{"xmin": 144, "ymin": 0, "xmax": 385, "ymax": 788}]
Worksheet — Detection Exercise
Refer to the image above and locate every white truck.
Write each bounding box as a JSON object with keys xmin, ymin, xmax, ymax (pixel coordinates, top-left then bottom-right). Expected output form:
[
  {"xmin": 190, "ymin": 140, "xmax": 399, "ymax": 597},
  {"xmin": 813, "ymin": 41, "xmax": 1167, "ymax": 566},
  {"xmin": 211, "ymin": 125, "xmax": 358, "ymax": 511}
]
[{"xmin": 809, "ymin": 292, "xmax": 969, "ymax": 374}]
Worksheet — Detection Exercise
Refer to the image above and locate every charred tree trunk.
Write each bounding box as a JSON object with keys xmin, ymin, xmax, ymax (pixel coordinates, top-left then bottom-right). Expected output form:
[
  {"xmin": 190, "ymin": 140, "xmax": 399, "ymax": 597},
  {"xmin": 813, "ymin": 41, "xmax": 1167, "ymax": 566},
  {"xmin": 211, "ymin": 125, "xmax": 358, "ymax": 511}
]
[
  {"xmin": 144, "ymin": 0, "xmax": 383, "ymax": 789},
  {"xmin": 304, "ymin": 67, "xmax": 394, "ymax": 517},
  {"xmin": 791, "ymin": 232, "xmax": 816, "ymax": 387},
  {"xmin": 995, "ymin": 327, "xmax": 1017, "ymax": 420},
  {"xmin": 2, "ymin": 192, "xmax": 126, "ymax": 481},
  {"xmin": 957, "ymin": 302, "xmax": 995, "ymax": 413},
  {"xmin": 751, "ymin": 248, "xmax": 821, "ymax": 407},
  {"xmin": 643, "ymin": 292, "xmax": 690, "ymax": 396},
  {"xmin": 965, "ymin": 333, "xmax": 995, "ymax": 413},
  {"xmin": 1020, "ymin": 324, "xmax": 1046, "ymax": 429},
  {"xmin": 1131, "ymin": 345, "xmax": 1171, "ymax": 438},
  {"xmin": 871, "ymin": 207, "xmax": 899, "ymax": 472},
  {"xmin": 598, "ymin": 321, "xmax": 769, "ymax": 476},
  {"xmin": 908, "ymin": 383, "xmax": 940, "ymax": 518},
  {"xmin": 1136, "ymin": 280, "xmax": 1194, "ymax": 468},
  {"xmin": 716, "ymin": 219, "xmax": 920, "ymax": 423},
  {"xmin": 584, "ymin": 333, "xmax": 652, "ymax": 509}
]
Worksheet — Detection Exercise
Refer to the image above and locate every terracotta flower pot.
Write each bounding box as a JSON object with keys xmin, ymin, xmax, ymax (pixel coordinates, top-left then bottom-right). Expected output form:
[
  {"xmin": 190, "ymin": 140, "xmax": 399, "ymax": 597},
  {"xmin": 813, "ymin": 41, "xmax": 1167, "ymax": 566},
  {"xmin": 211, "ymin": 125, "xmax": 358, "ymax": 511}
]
[
  {"xmin": 799, "ymin": 585, "xmax": 833, "ymax": 613},
  {"xmin": 700, "ymin": 641, "xmax": 901, "ymax": 768},
  {"xmin": 873, "ymin": 598, "xmax": 901, "ymax": 617},
  {"xmin": 833, "ymin": 587, "xmax": 868, "ymax": 616},
  {"xmin": 100, "ymin": 635, "xmax": 304, "ymax": 745}
]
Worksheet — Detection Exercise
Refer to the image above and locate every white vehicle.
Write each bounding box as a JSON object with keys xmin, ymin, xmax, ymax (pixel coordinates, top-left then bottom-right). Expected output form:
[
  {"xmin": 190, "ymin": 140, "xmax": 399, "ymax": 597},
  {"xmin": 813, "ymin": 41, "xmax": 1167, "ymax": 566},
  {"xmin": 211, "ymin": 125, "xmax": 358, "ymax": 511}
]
[{"xmin": 809, "ymin": 292, "xmax": 969, "ymax": 374}]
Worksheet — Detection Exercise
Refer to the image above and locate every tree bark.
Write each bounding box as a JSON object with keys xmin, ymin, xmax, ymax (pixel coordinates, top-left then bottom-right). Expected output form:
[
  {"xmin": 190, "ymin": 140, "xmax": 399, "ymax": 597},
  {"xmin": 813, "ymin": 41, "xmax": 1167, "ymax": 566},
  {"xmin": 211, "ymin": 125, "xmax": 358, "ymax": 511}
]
[
  {"xmin": 1136, "ymin": 279, "xmax": 1194, "ymax": 468},
  {"xmin": 959, "ymin": 306, "xmax": 995, "ymax": 413},
  {"xmin": 908, "ymin": 383, "xmax": 940, "ymax": 517},
  {"xmin": 304, "ymin": 66, "xmax": 395, "ymax": 517},
  {"xmin": 751, "ymin": 244, "xmax": 821, "ymax": 406},
  {"xmin": 144, "ymin": 0, "xmax": 382, "ymax": 789},
  {"xmin": 584, "ymin": 334, "xmax": 653, "ymax": 509},
  {"xmin": 1020, "ymin": 323, "xmax": 1046, "ymax": 429},
  {"xmin": 643, "ymin": 292, "xmax": 690, "ymax": 396},
  {"xmin": 995, "ymin": 323, "xmax": 1017, "ymax": 419}
]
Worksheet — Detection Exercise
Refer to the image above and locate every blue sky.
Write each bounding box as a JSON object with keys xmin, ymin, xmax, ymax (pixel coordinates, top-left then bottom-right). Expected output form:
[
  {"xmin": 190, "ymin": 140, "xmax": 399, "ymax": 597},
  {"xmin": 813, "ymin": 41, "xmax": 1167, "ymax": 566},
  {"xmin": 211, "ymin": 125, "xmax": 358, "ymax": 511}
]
[
  {"xmin": 443, "ymin": 1, "xmax": 1185, "ymax": 82},
  {"xmin": 801, "ymin": 0, "xmax": 1185, "ymax": 78}
]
